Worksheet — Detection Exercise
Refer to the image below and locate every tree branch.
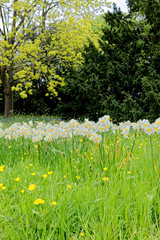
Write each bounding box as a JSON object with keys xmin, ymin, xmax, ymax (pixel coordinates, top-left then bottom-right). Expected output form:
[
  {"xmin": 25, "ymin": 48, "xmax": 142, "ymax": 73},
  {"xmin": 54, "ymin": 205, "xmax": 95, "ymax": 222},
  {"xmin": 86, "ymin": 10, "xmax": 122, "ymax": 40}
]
[
  {"xmin": 0, "ymin": 5, "xmax": 7, "ymax": 40},
  {"xmin": 0, "ymin": 27, "xmax": 4, "ymax": 36}
]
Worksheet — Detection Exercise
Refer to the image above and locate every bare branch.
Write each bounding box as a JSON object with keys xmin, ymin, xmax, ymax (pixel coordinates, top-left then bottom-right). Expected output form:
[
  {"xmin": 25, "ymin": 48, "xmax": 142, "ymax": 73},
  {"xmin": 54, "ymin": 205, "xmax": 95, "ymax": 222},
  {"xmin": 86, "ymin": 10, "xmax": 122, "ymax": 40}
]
[
  {"xmin": 0, "ymin": 5, "xmax": 7, "ymax": 40},
  {"xmin": 0, "ymin": 27, "xmax": 4, "ymax": 36},
  {"xmin": 43, "ymin": 1, "xmax": 60, "ymax": 17},
  {"xmin": 15, "ymin": 15, "xmax": 26, "ymax": 32}
]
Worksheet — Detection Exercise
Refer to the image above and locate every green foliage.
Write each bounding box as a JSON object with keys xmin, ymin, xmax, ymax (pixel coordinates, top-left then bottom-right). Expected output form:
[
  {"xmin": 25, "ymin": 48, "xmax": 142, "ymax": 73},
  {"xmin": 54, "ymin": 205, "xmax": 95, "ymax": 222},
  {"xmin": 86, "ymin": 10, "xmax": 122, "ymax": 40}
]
[
  {"xmin": 55, "ymin": 42, "xmax": 104, "ymax": 121},
  {"xmin": 56, "ymin": 6, "xmax": 160, "ymax": 122},
  {"xmin": 14, "ymin": 89, "xmax": 55, "ymax": 116},
  {"xmin": 0, "ymin": 0, "xmax": 109, "ymax": 116}
]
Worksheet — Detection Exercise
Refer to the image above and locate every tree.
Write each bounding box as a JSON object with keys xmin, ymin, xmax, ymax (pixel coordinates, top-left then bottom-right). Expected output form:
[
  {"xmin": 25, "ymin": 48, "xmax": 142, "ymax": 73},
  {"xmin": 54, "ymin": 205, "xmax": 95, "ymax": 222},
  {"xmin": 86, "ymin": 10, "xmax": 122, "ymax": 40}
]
[
  {"xmin": 127, "ymin": 0, "xmax": 160, "ymax": 119},
  {"xmin": 56, "ymin": 41, "xmax": 104, "ymax": 121},
  {"xmin": 56, "ymin": 5, "xmax": 160, "ymax": 122},
  {"xmin": 0, "ymin": 0, "xmax": 110, "ymax": 117}
]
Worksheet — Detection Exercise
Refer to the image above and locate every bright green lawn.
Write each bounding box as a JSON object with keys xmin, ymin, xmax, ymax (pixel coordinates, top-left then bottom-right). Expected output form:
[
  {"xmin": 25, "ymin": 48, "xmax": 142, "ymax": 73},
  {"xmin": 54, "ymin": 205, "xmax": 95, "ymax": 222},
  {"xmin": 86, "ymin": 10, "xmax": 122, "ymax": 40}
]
[{"xmin": 0, "ymin": 116, "xmax": 160, "ymax": 240}]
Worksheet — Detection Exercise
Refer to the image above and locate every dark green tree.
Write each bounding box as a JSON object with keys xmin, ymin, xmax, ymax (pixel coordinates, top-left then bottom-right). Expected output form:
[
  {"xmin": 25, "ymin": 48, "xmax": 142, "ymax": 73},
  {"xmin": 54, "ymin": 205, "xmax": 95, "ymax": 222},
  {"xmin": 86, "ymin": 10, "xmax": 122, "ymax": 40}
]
[
  {"xmin": 127, "ymin": 0, "xmax": 160, "ymax": 119},
  {"xmin": 56, "ymin": 42, "xmax": 104, "ymax": 121},
  {"xmin": 56, "ymin": 5, "xmax": 160, "ymax": 122}
]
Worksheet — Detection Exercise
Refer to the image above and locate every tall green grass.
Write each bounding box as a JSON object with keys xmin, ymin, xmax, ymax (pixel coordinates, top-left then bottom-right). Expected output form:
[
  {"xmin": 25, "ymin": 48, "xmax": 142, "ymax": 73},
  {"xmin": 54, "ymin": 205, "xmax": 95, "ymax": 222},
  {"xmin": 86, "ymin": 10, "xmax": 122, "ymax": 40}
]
[{"xmin": 0, "ymin": 117, "xmax": 160, "ymax": 239}]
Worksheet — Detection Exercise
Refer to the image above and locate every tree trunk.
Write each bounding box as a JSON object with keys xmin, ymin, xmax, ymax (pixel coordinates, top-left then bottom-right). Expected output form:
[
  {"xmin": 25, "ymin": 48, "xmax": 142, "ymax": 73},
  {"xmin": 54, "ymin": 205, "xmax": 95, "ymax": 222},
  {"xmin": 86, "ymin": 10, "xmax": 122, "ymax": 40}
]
[
  {"xmin": 4, "ymin": 87, "xmax": 13, "ymax": 117},
  {"xmin": 0, "ymin": 65, "xmax": 14, "ymax": 117}
]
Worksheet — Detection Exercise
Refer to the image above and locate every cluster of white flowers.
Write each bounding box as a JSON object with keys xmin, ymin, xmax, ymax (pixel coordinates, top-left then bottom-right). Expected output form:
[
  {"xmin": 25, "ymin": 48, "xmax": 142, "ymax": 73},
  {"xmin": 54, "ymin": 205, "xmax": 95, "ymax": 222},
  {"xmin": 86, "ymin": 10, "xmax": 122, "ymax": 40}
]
[{"xmin": 0, "ymin": 115, "xmax": 160, "ymax": 143}]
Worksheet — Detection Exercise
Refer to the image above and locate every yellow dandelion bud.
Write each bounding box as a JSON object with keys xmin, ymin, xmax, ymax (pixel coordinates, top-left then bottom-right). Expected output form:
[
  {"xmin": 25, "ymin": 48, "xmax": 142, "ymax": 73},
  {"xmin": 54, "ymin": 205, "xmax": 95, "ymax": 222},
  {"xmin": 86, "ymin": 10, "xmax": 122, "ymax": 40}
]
[
  {"xmin": 34, "ymin": 198, "xmax": 45, "ymax": 205},
  {"xmin": 103, "ymin": 167, "xmax": 107, "ymax": 171},
  {"xmin": 52, "ymin": 201, "xmax": 57, "ymax": 205},
  {"xmin": 30, "ymin": 164, "xmax": 33, "ymax": 166},
  {"xmin": 48, "ymin": 171, "xmax": 53, "ymax": 175},
  {"xmin": 28, "ymin": 184, "xmax": 35, "ymax": 191},
  {"xmin": 67, "ymin": 185, "xmax": 72, "ymax": 189},
  {"xmin": 102, "ymin": 177, "xmax": 109, "ymax": 182},
  {"xmin": 64, "ymin": 175, "xmax": 66, "ymax": 178},
  {"xmin": 127, "ymin": 171, "xmax": 131, "ymax": 174},
  {"xmin": 15, "ymin": 177, "xmax": 20, "ymax": 182},
  {"xmin": 43, "ymin": 174, "xmax": 48, "ymax": 179},
  {"xmin": 0, "ymin": 165, "xmax": 5, "ymax": 172},
  {"xmin": 76, "ymin": 176, "xmax": 80, "ymax": 179}
]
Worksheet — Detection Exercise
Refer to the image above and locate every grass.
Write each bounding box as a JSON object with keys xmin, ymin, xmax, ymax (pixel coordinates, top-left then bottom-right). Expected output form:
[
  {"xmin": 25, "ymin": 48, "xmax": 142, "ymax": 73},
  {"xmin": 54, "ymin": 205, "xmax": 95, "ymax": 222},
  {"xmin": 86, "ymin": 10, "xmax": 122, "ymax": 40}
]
[
  {"xmin": 0, "ymin": 114, "xmax": 61, "ymax": 125},
  {"xmin": 0, "ymin": 116, "xmax": 160, "ymax": 239}
]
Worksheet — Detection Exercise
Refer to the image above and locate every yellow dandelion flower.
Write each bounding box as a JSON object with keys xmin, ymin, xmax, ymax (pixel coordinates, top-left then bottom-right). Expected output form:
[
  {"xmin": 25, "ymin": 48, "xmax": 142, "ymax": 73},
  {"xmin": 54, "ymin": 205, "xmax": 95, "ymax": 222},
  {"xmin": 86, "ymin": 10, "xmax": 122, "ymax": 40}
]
[
  {"xmin": 28, "ymin": 184, "xmax": 35, "ymax": 191},
  {"xmin": 43, "ymin": 174, "xmax": 48, "ymax": 179},
  {"xmin": 52, "ymin": 201, "xmax": 57, "ymax": 205},
  {"xmin": 2, "ymin": 186, "xmax": 6, "ymax": 190},
  {"xmin": 80, "ymin": 232, "xmax": 85, "ymax": 237},
  {"xmin": 76, "ymin": 176, "xmax": 80, "ymax": 179},
  {"xmin": 127, "ymin": 171, "xmax": 131, "ymax": 174},
  {"xmin": 30, "ymin": 164, "xmax": 33, "ymax": 167},
  {"xmin": 8, "ymin": 146, "xmax": 11, "ymax": 149},
  {"xmin": 0, "ymin": 165, "xmax": 5, "ymax": 172},
  {"xmin": 64, "ymin": 175, "xmax": 66, "ymax": 178},
  {"xmin": 34, "ymin": 198, "xmax": 45, "ymax": 205},
  {"xmin": 103, "ymin": 167, "xmax": 107, "ymax": 171},
  {"xmin": 15, "ymin": 177, "xmax": 20, "ymax": 182},
  {"xmin": 102, "ymin": 177, "xmax": 109, "ymax": 182},
  {"xmin": 31, "ymin": 172, "xmax": 36, "ymax": 176},
  {"xmin": 48, "ymin": 171, "xmax": 53, "ymax": 175},
  {"xmin": 67, "ymin": 185, "xmax": 72, "ymax": 189},
  {"xmin": 21, "ymin": 190, "xmax": 24, "ymax": 193}
]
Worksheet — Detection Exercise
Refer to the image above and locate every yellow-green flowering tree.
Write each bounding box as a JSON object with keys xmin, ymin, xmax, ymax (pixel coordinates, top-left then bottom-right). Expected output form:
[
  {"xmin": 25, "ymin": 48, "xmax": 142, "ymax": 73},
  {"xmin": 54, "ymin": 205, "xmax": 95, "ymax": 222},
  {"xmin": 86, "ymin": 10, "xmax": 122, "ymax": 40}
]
[{"xmin": 0, "ymin": 0, "xmax": 110, "ymax": 117}]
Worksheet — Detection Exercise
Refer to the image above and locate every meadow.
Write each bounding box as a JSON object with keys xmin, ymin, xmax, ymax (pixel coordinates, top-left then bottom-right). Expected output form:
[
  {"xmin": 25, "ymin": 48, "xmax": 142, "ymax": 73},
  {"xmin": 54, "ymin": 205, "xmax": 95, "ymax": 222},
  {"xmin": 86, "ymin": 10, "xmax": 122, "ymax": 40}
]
[{"xmin": 0, "ymin": 115, "xmax": 160, "ymax": 240}]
